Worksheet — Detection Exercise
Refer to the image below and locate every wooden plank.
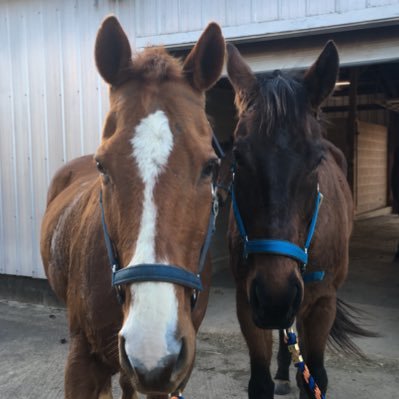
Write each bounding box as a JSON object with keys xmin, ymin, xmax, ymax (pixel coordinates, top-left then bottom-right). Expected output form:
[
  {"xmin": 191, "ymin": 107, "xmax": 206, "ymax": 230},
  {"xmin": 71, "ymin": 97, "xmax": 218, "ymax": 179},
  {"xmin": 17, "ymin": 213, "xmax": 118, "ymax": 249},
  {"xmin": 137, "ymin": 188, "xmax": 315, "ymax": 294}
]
[
  {"xmin": 356, "ymin": 120, "xmax": 388, "ymax": 213},
  {"xmin": 348, "ymin": 68, "xmax": 359, "ymax": 204}
]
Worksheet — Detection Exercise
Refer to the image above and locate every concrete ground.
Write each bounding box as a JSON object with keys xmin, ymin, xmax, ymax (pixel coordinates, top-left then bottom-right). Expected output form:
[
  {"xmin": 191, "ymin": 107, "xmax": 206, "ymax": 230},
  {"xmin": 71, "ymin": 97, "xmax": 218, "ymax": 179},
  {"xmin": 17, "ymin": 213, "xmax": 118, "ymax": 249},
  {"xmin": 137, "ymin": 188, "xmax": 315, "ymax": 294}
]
[{"xmin": 1, "ymin": 215, "xmax": 399, "ymax": 399}]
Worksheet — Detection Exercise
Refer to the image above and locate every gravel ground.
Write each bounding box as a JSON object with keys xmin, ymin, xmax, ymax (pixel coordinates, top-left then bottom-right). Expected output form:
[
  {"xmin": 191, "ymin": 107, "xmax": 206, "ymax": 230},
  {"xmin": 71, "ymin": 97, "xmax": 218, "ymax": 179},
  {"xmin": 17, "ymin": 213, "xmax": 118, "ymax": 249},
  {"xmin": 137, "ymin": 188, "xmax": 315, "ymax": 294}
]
[{"xmin": 1, "ymin": 215, "xmax": 398, "ymax": 398}]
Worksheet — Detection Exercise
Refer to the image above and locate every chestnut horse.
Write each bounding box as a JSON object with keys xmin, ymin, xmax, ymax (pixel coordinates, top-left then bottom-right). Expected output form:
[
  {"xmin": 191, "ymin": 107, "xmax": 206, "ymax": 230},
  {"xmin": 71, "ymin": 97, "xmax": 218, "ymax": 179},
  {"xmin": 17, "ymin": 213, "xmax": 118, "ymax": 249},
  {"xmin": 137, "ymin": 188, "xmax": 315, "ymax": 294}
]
[
  {"xmin": 40, "ymin": 16, "xmax": 225, "ymax": 399},
  {"xmin": 224, "ymin": 42, "xmax": 372, "ymax": 398}
]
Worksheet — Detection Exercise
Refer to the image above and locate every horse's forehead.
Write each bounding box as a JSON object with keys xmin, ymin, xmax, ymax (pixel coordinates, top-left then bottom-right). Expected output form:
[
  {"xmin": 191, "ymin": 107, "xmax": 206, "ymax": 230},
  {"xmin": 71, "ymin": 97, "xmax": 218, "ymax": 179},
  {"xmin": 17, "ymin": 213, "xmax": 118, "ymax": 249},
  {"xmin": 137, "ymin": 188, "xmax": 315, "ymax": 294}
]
[{"xmin": 130, "ymin": 110, "xmax": 175, "ymax": 182}]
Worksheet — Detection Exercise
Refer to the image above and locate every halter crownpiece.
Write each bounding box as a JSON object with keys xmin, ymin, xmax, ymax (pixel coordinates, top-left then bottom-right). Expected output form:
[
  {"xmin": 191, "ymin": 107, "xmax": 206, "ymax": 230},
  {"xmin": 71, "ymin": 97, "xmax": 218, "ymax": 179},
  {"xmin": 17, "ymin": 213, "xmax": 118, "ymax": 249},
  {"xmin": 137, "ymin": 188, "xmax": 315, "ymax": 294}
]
[{"xmin": 231, "ymin": 174, "xmax": 325, "ymax": 283}]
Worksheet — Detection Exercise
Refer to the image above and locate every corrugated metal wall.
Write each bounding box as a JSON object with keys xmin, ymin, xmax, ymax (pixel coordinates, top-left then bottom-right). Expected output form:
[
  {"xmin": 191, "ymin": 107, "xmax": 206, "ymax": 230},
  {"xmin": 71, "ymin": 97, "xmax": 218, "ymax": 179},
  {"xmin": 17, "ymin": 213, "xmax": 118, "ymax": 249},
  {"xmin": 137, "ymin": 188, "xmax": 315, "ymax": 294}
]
[
  {"xmin": 0, "ymin": 0, "xmax": 398, "ymax": 278},
  {"xmin": 134, "ymin": 0, "xmax": 399, "ymax": 47},
  {"xmin": 0, "ymin": 0, "xmax": 137, "ymax": 278}
]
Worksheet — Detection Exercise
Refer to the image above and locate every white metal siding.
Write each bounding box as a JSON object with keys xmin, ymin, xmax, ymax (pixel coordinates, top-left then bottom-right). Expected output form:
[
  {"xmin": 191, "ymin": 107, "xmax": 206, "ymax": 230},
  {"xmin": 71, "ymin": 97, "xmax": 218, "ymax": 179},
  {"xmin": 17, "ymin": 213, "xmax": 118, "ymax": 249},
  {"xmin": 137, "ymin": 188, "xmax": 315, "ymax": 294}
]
[
  {"xmin": 0, "ymin": 0, "xmax": 398, "ymax": 278},
  {"xmin": 134, "ymin": 0, "xmax": 399, "ymax": 47},
  {"xmin": 0, "ymin": 0, "xmax": 136, "ymax": 278}
]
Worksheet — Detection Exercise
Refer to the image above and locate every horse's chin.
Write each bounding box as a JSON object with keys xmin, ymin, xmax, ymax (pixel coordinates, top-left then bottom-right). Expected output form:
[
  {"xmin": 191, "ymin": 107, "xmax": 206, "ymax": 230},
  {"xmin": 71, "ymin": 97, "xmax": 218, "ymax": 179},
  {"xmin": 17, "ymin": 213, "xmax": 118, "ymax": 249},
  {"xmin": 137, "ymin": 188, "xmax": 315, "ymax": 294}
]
[
  {"xmin": 119, "ymin": 363, "xmax": 186, "ymax": 396},
  {"xmin": 252, "ymin": 313, "xmax": 296, "ymax": 330},
  {"xmin": 126, "ymin": 373, "xmax": 187, "ymax": 397},
  {"xmin": 118, "ymin": 340, "xmax": 192, "ymax": 396}
]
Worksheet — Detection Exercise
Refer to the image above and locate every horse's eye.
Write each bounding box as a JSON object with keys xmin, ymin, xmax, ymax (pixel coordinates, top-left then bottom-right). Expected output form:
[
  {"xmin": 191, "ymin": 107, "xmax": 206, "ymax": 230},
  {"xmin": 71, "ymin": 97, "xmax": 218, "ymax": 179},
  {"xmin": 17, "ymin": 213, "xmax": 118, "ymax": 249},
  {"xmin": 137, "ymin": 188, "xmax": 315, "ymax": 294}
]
[
  {"xmin": 202, "ymin": 159, "xmax": 219, "ymax": 179},
  {"xmin": 233, "ymin": 147, "xmax": 243, "ymax": 165},
  {"xmin": 312, "ymin": 155, "xmax": 325, "ymax": 170},
  {"xmin": 96, "ymin": 161, "xmax": 106, "ymax": 175}
]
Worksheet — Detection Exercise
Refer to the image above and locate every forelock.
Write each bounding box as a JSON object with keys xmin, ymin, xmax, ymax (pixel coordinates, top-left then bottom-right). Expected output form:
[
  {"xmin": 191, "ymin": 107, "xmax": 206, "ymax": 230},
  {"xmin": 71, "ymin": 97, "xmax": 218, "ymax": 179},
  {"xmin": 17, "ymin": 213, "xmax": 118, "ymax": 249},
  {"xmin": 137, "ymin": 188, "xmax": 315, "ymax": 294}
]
[
  {"xmin": 253, "ymin": 71, "xmax": 308, "ymax": 134},
  {"xmin": 131, "ymin": 47, "xmax": 184, "ymax": 83}
]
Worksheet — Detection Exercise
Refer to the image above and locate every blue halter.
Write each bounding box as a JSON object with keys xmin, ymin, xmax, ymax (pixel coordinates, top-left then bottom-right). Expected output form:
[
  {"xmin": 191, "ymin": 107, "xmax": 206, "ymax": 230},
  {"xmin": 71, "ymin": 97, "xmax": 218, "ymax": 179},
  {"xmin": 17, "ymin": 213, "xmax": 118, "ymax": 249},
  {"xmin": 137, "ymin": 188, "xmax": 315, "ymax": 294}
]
[{"xmin": 231, "ymin": 179, "xmax": 325, "ymax": 283}]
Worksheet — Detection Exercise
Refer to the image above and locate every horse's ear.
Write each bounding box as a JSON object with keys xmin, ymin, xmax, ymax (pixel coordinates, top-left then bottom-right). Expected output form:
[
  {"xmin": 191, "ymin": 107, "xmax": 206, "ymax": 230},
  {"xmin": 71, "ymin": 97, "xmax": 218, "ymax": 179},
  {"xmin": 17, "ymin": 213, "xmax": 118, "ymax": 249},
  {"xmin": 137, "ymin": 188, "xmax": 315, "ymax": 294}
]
[
  {"xmin": 183, "ymin": 23, "xmax": 225, "ymax": 91},
  {"xmin": 95, "ymin": 16, "xmax": 132, "ymax": 86},
  {"xmin": 226, "ymin": 43, "xmax": 258, "ymax": 114},
  {"xmin": 304, "ymin": 40, "xmax": 339, "ymax": 109}
]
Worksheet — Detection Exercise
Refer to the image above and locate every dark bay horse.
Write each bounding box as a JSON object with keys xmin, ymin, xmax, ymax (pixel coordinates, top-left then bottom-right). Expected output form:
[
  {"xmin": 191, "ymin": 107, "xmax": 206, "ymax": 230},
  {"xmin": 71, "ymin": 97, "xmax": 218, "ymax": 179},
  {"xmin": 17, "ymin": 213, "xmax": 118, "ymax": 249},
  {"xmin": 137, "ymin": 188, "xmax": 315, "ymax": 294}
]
[
  {"xmin": 224, "ymin": 42, "xmax": 371, "ymax": 398},
  {"xmin": 40, "ymin": 16, "xmax": 225, "ymax": 399}
]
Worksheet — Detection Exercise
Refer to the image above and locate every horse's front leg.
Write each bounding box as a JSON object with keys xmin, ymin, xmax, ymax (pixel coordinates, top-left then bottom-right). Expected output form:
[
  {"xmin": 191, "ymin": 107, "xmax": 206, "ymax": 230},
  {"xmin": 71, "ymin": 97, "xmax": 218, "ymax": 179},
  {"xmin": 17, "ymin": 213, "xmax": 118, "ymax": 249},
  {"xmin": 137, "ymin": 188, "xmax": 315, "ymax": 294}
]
[
  {"xmin": 236, "ymin": 283, "xmax": 275, "ymax": 399},
  {"xmin": 274, "ymin": 329, "xmax": 292, "ymax": 395},
  {"xmin": 65, "ymin": 332, "xmax": 113, "ymax": 399},
  {"xmin": 119, "ymin": 372, "xmax": 138, "ymax": 399},
  {"xmin": 297, "ymin": 295, "xmax": 336, "ymax": 399}
]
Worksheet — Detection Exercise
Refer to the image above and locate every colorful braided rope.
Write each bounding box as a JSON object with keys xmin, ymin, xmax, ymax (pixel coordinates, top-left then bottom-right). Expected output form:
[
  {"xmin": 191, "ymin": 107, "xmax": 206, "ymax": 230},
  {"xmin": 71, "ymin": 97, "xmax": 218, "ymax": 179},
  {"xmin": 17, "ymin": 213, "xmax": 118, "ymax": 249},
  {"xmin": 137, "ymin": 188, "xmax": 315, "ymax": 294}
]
[
  {"xmin": 285, "ymin": 330, "xmax": 326, "ymax": 399},
  {"xmin": 296, "ymin": 361, "xmax": 325, "ymax": 399}
]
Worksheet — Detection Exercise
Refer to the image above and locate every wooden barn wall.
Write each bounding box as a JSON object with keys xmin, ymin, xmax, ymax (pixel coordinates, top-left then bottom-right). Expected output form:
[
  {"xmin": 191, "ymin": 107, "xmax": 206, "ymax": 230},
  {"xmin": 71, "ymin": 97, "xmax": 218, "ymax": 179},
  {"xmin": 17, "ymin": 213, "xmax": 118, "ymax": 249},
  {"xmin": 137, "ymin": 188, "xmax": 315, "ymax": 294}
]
[
  {"xmin": 356, "ymin": 121, "xmax": 388, "ymax": 214},
  {"xmin": 325, "ymin": 94, "xmax": 389, "ymax": 125},
  {"xmin": 326, "ymin": 117, "xmax": 388, "ymax": 215},
  {"xmin": 0, "ymin": 0, "xmax": 398, "ymax": 279}
]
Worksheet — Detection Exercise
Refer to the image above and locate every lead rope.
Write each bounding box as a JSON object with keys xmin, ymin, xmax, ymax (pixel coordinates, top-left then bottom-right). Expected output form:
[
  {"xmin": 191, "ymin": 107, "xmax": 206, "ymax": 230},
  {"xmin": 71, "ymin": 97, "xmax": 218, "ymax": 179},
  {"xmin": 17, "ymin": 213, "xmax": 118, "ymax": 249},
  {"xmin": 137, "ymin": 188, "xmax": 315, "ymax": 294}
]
[{"xmin": 284, "ymin": 328, "xmax": 325, "ymax": 399}]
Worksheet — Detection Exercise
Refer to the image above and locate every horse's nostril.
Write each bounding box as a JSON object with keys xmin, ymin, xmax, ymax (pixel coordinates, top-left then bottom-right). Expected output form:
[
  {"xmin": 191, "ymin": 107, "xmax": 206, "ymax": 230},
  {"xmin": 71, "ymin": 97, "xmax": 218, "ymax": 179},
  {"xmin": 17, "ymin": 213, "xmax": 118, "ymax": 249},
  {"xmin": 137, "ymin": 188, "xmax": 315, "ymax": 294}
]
[
  {"xmin": 286, "ymin": 281, "xmax": 302, "ymax": 320},
  {"xmin": 250, "ymin": 279, "xmax": 265, "ymax": 312},
  {"xmin": 290, "ymin": 284, "xmax": 298, "ymax": 306},
  {"xmin": 292, "ymin": 282, "xmax": 302, "ymax": 308},
  {"xmin": 171, "ymin": 337, "xmax": 187, "ymax": 379},
  {"xmin": 255, "ymin": 283, "xmax": 262, "ymax": 307},
  {"xmin": 119, "ymin": 335, "xmax": 134, "ymax": 373}
]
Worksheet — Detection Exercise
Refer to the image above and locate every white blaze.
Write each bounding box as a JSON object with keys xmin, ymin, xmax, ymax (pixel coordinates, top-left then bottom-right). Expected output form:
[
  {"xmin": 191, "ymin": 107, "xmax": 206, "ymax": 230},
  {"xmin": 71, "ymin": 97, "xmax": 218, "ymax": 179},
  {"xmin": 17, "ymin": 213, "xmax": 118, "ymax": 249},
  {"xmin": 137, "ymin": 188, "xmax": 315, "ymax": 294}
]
[{"xmin": 120, "ymin": 110, "xmax": 180, "ymax": 371}]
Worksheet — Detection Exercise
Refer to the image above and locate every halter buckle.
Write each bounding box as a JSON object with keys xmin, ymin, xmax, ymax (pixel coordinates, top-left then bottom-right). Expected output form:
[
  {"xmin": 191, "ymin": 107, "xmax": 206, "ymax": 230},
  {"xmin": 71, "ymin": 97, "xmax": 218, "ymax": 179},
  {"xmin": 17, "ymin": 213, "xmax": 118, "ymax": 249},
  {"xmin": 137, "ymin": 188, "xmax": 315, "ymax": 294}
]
[
  {"xmin": 243, "ymin": 236, "xmax": 249, "ymax": 259},
  {"xmin": 211, "ymin": 185, "xmax": 219, "ymax": 216}
]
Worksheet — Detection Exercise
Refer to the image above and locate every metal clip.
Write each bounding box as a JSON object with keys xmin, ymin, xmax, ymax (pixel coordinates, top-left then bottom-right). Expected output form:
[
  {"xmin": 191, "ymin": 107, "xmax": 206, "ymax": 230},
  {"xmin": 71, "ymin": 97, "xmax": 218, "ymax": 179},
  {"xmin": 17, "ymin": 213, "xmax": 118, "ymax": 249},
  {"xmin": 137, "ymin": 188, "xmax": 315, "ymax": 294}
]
[
  {"xmin": 285, "ymin": 328, "xmax": 304, "ymax": 365},
  {"xmin": 169, "ymin": 392, "xmax": 184, "ymax": 399},
  {"xmin": 288, "ymin": 342, "xmax": 303, "ymax": 365}
]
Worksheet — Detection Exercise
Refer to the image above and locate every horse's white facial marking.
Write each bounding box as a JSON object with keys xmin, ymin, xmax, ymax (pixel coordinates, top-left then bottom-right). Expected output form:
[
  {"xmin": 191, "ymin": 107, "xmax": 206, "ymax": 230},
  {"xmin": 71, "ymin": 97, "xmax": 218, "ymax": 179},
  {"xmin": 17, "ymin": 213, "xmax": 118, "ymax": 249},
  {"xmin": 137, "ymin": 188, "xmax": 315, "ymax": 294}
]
[{"xmin": 120, "ymin": 110, "xmax": 181, "ymax": 371}]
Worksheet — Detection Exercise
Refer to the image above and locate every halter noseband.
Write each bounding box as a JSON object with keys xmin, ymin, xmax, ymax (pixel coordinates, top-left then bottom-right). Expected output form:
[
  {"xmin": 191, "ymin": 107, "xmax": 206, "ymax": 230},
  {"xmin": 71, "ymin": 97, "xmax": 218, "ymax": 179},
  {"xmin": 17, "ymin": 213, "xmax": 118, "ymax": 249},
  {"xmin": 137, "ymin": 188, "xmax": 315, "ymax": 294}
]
[
  {"xmin": 231, "ymin": 173, "xmax": 325, "ymax": 283},
  {"xmin": 100, "ymin": 187, "xmax": 218, "ymax": 304}
]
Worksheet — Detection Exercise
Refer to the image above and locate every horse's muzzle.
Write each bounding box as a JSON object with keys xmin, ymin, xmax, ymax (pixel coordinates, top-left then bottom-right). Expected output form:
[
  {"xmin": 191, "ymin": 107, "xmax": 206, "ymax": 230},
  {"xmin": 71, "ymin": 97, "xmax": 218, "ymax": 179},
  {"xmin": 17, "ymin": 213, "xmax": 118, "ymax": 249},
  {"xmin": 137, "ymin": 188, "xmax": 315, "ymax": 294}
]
[
  {"xmin": 249, "ymin": 274, "xmax": 303, "ymax": 329},
  {"xmin": 119, "ymin": 335, "xmax": 189, "ymax": 394}
]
